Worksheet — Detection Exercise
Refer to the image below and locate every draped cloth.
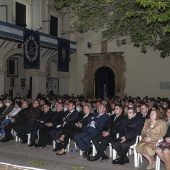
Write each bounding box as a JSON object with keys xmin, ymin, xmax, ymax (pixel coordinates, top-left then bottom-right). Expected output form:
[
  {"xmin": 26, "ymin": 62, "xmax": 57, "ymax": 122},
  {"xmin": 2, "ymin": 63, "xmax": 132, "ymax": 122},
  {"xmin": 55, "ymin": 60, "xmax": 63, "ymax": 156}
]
[
  {"xmin": 58, "ymin": 38, "xmax": 70, "ymax": 72},
  {"xmin": 24, "ymin": 29, "xmax": 40, "ymax": 69}
]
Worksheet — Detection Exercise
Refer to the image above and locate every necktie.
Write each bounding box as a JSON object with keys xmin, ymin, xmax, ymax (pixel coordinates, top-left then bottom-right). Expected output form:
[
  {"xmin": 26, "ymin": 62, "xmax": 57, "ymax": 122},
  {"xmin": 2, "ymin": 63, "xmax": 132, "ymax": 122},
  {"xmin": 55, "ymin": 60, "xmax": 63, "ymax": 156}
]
[
  {"xmin": 66, "ymin": 112, "xmax": 72, "ymax": 119},
  {"xmin": 2, "ymin": 106, "xmax": 8, "ymax": 115},
  {"xmin": 114, "ymin": 116, "xmax": 117, "ymax": 121}
]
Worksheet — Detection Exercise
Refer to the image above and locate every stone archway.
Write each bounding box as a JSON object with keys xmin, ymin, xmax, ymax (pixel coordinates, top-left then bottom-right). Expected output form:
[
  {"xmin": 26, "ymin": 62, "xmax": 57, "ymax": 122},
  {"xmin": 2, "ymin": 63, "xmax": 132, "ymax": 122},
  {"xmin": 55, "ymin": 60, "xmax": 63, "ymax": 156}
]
[{"xmin": 83, "ymin": 52, "xmax": 126, "ymax": 98}]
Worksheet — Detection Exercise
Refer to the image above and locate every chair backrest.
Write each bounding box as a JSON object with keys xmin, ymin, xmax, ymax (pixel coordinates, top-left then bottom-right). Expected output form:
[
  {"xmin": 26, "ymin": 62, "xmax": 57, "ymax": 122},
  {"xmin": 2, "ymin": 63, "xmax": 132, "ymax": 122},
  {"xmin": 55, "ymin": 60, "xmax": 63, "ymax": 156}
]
[
  {"xmin": 135, "ymin": 135, "xmax": 142, "ymax": 145},
  {"xmin": 156, "ymin": 138, "xmax": 163, "ymax": 147}
]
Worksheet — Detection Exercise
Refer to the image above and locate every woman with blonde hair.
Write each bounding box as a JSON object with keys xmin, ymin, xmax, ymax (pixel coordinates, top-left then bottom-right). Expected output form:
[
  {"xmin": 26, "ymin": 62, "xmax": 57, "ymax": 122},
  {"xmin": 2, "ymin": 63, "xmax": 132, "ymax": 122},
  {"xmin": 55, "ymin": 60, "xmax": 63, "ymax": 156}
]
[{"xmin": 136, "ymin": 109, "xmax": 167, "ymax": 169}]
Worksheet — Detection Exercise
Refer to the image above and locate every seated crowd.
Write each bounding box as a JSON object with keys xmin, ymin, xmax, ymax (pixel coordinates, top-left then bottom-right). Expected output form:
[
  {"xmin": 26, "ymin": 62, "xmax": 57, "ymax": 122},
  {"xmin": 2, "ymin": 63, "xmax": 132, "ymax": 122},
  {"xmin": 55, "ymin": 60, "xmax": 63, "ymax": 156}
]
[{"xmin": 0, "ymin": 93, "xmax": 170, "ymax": 169}]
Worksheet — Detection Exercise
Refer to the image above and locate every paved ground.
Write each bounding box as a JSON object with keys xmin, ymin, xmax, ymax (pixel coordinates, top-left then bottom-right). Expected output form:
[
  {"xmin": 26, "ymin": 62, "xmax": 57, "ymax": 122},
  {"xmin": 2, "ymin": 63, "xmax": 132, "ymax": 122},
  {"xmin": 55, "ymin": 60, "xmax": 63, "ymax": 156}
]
[{"xmin": 0, "ymin": 140, "xmax": 166, "ymax": 170}]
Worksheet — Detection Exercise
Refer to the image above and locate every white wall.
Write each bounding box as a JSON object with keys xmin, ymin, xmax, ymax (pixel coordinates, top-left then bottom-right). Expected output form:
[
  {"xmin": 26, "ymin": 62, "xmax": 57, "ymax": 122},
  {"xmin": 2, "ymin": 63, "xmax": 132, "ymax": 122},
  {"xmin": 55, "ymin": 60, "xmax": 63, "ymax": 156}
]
[
  {"xmin": 4, "ymin": 55, "xmax": 27, "ymax": 97},
  {"xmin": 69, "ymin": 31, "xmax": 170, "ymax": 98}
]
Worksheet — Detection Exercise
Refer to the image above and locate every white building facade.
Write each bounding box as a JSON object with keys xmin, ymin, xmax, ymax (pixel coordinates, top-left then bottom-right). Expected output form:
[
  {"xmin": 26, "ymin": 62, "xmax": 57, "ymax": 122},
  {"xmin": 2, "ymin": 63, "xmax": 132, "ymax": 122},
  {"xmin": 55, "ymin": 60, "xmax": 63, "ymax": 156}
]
[
  {"xmin": 0, "ymin": 0, "xmax": 170, "ymax": 99},
  {"xmin": 0, "ymin": 0, "xmax": 76, "ymax": 99}
]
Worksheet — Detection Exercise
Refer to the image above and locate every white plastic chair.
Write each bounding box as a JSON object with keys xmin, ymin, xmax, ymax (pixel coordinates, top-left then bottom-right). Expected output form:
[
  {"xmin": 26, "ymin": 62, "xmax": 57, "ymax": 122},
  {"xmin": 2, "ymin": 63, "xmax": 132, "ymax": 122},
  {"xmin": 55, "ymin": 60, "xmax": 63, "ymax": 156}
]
[
  {"xmin": 155, "ymin": 138, "xmax": 163, "ymax": 170},
  {"xmin": 16, "ymin": 131, "xmax": 39, "ymax": 145},
  {"xmin": 112, "ymin": 135, "xmax": 142, "ymax": 167},
  {"xmin": 53, "ymin": 138, "xmax": 77, "ymax": 152},
  {"xmin": 16, "ymin": 133, "xmax": 31, "ymax": 144},
  {"xmin": 111, "ymin": 133, "xmax": 120, "ymax": 158}
]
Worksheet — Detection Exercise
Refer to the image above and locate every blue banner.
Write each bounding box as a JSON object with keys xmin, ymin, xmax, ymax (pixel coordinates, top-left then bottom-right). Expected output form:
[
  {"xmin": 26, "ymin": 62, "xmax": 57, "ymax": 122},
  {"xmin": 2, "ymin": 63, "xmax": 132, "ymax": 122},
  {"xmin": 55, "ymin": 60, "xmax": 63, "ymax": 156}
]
[
  {"xmin": 58, "ymin": 38, "xmax": 70, "ymax": 72},
  {"xmin": 24, "ymin": 29, "xmax": 40, "ymax": 69}
]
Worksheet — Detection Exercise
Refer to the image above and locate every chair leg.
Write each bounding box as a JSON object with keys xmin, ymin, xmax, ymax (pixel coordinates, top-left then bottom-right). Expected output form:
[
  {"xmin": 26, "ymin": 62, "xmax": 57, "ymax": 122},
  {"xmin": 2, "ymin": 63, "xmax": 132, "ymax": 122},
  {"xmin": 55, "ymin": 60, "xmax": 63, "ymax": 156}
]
[
  {"xmin": 66, "ymin": 138, "xmax": 71, "ymax": 152},
  {"xmin": 155, "ymin": 155, "xmax": 160, "ymax": 170},
  {"xmin": 53, "ymin": 140, "xmax": 56, "ymax": 149},
  {"xmin": 74, "ymin": 142, "xmax": 77, "ymax": 150},
  {"xmin": 109, "ymin": 143, "xmax": 112, "ymax": 157},
  {"xmin": 37, "ymin": 130, "xmax": 39, "ymax": 140},
  {"xmin": 92, "ymin": 144, "xmax": 96, "ymax": 156},
  {"xmin": 80, "ymin": 150, "xmax": 83, "ymax": 156},
  {"xmin": 27, "ymin": 133, "xmax": 31, "ymax": 145},
  {"xmin": 112, "ymin": 149, "xmax": 117, "ymax": 160},
  {"xmin": 134, "ymin": 149, "xmax": 139, "ymax": 167}
]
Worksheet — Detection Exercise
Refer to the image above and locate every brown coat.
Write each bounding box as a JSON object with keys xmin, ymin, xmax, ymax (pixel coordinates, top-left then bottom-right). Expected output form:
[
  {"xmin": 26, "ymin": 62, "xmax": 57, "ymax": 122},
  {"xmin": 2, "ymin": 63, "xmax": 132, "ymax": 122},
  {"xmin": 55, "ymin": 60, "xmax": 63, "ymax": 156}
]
[{"xmin": 136, "ymin": 119, "xmax": 167, "ymax": 156}]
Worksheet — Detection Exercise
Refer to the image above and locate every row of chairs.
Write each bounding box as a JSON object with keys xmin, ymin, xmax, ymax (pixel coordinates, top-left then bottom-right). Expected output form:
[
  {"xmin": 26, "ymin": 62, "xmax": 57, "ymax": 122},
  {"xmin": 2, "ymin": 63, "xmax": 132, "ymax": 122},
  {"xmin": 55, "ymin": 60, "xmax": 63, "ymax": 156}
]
[
  {"xmin": 13, "ymin": 130, "xmax": 163, "ymax": 169},
  {"xmin": 57, "ymin": 135, "xmax": 163, "ymax": 169}
]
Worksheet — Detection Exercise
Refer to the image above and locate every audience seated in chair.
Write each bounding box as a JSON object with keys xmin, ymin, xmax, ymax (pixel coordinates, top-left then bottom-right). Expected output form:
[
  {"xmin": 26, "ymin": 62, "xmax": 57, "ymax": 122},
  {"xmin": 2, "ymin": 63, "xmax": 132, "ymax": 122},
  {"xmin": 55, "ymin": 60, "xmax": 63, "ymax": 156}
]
[
  {"xmin": 2, "ymin": 100, "xmax": 29, "ymax": 142},
  {"xmin": 74, "ymin": 103, "xmax": 109, "ymax": 158},
  {"xmin": 36, "ymin": 102, "xmax": 65, "ymax": 148},
  {"xmin": 112, "ymin": 107, "xmax": 143, "ymax": 165},
  {"xmin": 56, "ymin": 103, "xmax": 93, "ymax": 155},
  {"xmin": 28, "ymin": 103, "xmax": 54, "ymax": 147},
  {"xmin": 155, "ymin": 107, "xmax": 170, "ymax": 170},
  {"xmin": 50, "ymin": 100, "xmax": 80, "ymax": 152},
  {"xmin": 88, "ymin": 104, "xmax": 125, "ymax": 162},
  {"xmin": 13, "ymin": 100, "xmax": 41, "ymax": 143},
  {"xmin": 136, "ymin": 109, "xmax": 167, "ymax": 169},
  {"xmin": 0, "ymin": 101, "xmax": 22, "ymax": 142}
]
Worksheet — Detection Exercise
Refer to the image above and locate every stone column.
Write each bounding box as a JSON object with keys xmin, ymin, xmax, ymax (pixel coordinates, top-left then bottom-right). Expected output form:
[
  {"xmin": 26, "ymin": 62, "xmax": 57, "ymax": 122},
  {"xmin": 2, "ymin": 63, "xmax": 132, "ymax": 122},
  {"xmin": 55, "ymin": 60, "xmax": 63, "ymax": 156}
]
[
  {"xmin": 0, "ymin": 68, "xmax": 5, "ymax": 95},
  {"xmin": 29, "ymin": 70, "xmax": 48, "ymax": 99},
  {"xmin": 56, "ymin": 72, "xmax": 71, "ymax": 95}
]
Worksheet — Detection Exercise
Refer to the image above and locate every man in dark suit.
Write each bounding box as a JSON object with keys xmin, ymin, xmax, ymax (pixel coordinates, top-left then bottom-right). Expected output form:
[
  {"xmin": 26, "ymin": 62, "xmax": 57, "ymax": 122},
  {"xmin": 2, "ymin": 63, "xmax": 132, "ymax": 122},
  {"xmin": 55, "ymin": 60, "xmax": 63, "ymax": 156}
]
[
  {"xmin": 112, "ymin": 107, "xmax": 143, "ymax": 165},
  {"xmin": 1, "ymin": 100, "xmax": 29, "ymax": 142},
  {"xmin": 14, "ymin": 100, "xmax": 41, "ymax": 142},
  {"xmin": 36, "ymin": 102, "xmax": 65, "ymax": 148},
  {"xmin": 0, "ymin": 99, "xmax": 14, "ymax": 122},
  {"xmin": 136, "ymin": 104, "xmax": 151, "ymax": 121},
  {"xmin": 28, "ymin": 103, "xmax": 54, "ymax": 147},
  {"xmin": 50, "ymin": 100, "xmax": 79, "ymax": 150},
  {"xmin": 74, "ymin": 104, "xmax": 109, "ymax": 158},
  {"xmin": 88, "ymin": 104, "xmax": 124, "ymax": 162}
]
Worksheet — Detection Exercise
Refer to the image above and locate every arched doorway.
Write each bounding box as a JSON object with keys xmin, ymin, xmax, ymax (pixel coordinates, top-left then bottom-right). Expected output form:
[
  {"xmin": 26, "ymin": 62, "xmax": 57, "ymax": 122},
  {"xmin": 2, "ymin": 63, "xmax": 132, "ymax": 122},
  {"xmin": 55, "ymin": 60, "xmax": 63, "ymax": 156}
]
[
  {"xmin": 94, "ymin": 66, "xmax": 115, "ymax": 98},
  {"xmin": 83, "ymin": 52, "xmax": 126, "ymax": 98}
]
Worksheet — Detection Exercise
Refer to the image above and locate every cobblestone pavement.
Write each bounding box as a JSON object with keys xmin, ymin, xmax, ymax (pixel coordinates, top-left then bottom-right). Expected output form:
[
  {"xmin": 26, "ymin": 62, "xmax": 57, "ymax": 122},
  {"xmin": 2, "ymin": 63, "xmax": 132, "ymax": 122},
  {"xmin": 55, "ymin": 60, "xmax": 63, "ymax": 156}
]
[{"xmin": 0, "ymin": 140, "xmax": 166, "ymax": 170}]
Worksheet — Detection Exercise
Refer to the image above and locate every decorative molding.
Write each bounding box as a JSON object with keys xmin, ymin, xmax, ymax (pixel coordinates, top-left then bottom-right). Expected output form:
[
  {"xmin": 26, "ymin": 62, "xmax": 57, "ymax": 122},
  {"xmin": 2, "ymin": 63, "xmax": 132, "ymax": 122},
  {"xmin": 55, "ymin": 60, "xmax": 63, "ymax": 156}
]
[
  {"xmin": 29, "ymin": 70, "xmax": 48, "ymax": 77},
  {"xmin": 56, "ymin": 72, "xmax": 71, "ymax": 79},
  {"xmin": 101, "ymin": 40, "xmax": 108, "ymax": 53}
]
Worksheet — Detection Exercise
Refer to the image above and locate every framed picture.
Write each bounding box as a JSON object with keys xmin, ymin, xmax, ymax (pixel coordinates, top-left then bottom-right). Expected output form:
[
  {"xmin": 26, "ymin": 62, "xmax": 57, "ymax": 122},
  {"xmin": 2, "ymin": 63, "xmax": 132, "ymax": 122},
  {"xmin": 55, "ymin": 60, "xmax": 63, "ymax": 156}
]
[
  {"xmin": 21, "ymin": 79, "xmax": 25, "ymax": 87},
  {"xmin": 10, "ymin": 78, "xmax": 15, "ymax": 86}
]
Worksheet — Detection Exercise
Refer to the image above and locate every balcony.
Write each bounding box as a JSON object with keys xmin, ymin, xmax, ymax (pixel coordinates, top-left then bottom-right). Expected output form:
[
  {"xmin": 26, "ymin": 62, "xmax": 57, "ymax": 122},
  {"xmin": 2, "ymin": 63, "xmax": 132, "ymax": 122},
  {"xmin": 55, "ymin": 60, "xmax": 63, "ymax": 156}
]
[{"xmin": 0, "ymin": 21, "xmax": 76, "ymax": 52}]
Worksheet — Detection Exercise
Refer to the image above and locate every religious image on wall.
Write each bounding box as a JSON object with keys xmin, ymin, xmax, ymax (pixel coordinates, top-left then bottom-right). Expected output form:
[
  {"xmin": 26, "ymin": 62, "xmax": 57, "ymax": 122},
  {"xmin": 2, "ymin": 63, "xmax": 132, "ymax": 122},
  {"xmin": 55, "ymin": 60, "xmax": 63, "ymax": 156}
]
[
  {"xmin": 24, "ymin": 29, "xmax": 40, "ymax": 69},
  {"xmin": 58, "ymin": 37, "xmax": 70, "ymax": 72}
]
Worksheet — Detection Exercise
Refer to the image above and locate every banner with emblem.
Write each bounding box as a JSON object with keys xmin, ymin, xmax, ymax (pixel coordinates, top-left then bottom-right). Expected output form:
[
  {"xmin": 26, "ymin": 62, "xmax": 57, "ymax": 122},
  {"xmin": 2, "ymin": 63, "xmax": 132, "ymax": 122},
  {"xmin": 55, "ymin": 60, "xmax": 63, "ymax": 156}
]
[
  {"xmin": 58, "ymin": 38, "xmax": 70, "ymax": 72},
  {"xmin": 24, "ymin": 29, "xmax": 40, "ymax": 69}
]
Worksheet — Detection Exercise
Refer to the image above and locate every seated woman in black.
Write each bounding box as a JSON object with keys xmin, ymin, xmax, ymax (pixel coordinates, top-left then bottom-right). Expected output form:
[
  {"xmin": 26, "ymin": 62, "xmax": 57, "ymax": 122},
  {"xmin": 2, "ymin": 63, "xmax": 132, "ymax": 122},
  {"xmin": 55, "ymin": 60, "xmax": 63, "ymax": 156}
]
[
  {"xmin": 56, "ymin": 103, "xmax": 93, "ymax": 155},
  {"xmin": 155, "ymin": 108, "xmax": 170, "ymax": 170}
]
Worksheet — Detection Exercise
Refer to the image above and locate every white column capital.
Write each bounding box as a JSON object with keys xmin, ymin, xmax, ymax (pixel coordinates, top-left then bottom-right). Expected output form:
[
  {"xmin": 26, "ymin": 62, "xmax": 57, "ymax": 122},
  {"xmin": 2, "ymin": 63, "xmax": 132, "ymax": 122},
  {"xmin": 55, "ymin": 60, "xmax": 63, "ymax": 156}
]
[{"xmin": 29, "ymin": 70, "xmax": 48, "ymax": 77}]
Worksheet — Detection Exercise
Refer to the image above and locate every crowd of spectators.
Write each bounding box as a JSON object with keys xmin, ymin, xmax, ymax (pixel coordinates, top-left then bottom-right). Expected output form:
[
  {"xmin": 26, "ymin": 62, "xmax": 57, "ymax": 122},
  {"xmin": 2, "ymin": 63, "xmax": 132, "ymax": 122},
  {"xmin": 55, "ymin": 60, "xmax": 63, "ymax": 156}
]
[{"xmin": 0, "ymin": 93, "xmax": 169, "ymax": 169}]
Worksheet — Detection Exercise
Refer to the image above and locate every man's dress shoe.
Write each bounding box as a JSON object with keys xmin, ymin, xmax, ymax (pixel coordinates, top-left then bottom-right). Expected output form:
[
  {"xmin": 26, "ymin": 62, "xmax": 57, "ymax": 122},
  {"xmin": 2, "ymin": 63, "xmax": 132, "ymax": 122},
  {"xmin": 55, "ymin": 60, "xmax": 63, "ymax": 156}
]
[
  {"xmin": 87, "ymin": 156, "xmax": 98, "ymax": 161},
  {"xmin": 100, "ymin": 155, "xmax": 109, "ymax": 162},
  {"xmin": 28, "ymin": 142, "xmax": 36, "ymax": 147},
  {"xmin": 112, "ymin": 157, "xmax": 121, "ymax": 164}
]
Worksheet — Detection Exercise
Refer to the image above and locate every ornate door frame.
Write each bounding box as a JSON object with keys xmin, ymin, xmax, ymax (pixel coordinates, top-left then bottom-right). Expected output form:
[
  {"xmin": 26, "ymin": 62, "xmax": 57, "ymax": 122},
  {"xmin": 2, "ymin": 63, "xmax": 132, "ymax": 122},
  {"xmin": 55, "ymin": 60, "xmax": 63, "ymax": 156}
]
[{"xmin": 82, "ymin": 52, "xmax": 126, "ymax": 98}]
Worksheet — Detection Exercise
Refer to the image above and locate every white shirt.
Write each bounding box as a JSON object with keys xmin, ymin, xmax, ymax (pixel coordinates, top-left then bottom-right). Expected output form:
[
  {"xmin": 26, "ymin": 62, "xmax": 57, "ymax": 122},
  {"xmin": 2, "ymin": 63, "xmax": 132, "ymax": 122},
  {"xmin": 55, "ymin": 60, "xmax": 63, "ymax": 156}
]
[{"xmin": 7, "ymin": 108, "xmax": 22, "ymax": 117}]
